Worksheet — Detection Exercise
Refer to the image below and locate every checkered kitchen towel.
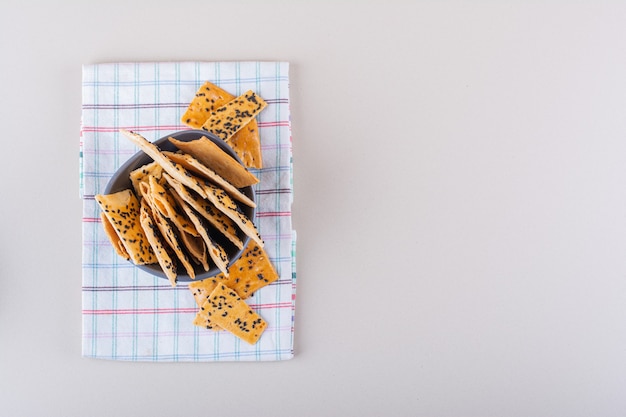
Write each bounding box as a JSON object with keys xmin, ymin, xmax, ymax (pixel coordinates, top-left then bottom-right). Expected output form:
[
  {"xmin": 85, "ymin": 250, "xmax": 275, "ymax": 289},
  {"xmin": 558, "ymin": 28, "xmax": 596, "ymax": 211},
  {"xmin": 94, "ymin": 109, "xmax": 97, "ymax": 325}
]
[{"xmin": 80, "ymin": 62, "xmax": 295, "ymax": 361}]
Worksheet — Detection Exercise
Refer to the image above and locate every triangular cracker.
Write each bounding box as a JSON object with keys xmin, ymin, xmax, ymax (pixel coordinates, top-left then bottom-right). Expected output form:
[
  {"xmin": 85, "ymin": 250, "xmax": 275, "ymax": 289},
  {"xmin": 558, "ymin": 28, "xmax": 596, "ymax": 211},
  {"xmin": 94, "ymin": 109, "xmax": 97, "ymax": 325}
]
[
  {"xmin": 95, "ymin": 189, "xmax": 157, "ymax": 265},
  {"xmin": 100, "ymin": 212, "xmax": 130, "ymax": 260},
  {"xmin": 200, "ymin": 180, "xmax": 264, "ymax": 248},
  {"xmin": 148, "ymin": 175, "xmax": 199, "ymax": 237},
  {"xmin": 163, "ymin": 173, "xmax": 243, "ymax": 250},
  {"xmin": 164, "ymin": 171, "xmax": 262, "ymax": 249},
  {"xmin": 163, "ymin": 150, "xmax": 255, "ymax": 208},
  {"xmin": 147, "ymin": 176, "xmax": 210, "ymax": 271},
  {"xmin": 169, "ymin": 136, "xmax": 259, "ymax": 188},
  {"xmin": 179, "ymin": 230, "xmax": 209, "ymax": 272},
  {"xmin": 139, "ymin": 199, "xmax": 177, "ymax": 285},
  {"xmin": 142, "ymin": 185, "xmax": 196, "ymax": 280},
  {"xmin": 167, "ymin": 187, "xmax": 230, "ymax": 276},
  {"xmin": 130, "ymin": 161, "xmax": 163, "ymax": 199},
  {"xmin": 120, "ymin": 129, "xmax": 207, "ymax": 198}
]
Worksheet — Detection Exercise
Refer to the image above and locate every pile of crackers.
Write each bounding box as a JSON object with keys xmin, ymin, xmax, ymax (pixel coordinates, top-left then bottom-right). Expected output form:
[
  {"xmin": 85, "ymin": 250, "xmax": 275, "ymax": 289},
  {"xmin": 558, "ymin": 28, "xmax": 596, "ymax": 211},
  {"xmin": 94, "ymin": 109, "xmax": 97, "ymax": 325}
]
[{"xmin": 95, "ymin": 82, "xmax": 279, "ymax": 345}]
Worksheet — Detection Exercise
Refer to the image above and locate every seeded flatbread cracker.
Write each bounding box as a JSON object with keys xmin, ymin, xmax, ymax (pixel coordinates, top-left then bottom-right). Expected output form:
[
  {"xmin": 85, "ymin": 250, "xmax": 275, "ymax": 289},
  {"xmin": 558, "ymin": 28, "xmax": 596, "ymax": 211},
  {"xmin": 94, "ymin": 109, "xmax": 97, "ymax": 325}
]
[
  {"xmin": 195, "ymin": 284, "xmax": 267, "ymax": 344},
  {"xmin": 193, "ymin": 217, "xmax": 230, "ymax": 277},
  {"xmin": 139, "ymin": 198, "xmax": 177, "ymax": 285},
  {"xmin": 227, "ymin": 121, "xmax": 263, "ymax": 169},
  {"xmin": 189, "ymin": 240, "xmax": 278, "ymax": 308},
  {"xmin": 167, "ymin": 169, "xmax": 262, "ymax": 249},
  {"xmin": 148, "ymin": 175, "xmax": 199, "ymax": 237},
  {"xmin": 142, "ymin": 178, "xmax": 208, "ymax": 274},
  {"xmin": 168, "ymin": 137, "xmax": 259, "ymax": 188},
  {"xmin": 192, "ymin": 310, "xmax": 220, "ymax": 330},
  {"xmin": 179, "ymin": 229, "xmax": 209, "ymax": 271},
  {"xmin": 147, "ymin": 176, "xmax": 210, "ymax": 271},
  {"xmin": 155, "ymin": 211, "xmax": 195, "ymax": 279},
  {"xmin": 138, "ymin": 181, "xmax": 152, "ymax": 206},
  {"xmin": 130, "ymin": 161, "xmax": 163, "ymax": 199},
  {"xmin": 179, "ymin": 81, "xmax": 264, "ymax": 169},
  {"xmin": 120, "ymin": 129, "xmax": 208, "ymax": 199},
  {"xmin": 100, "ymin": 212, "xmax": 130, "ymax": 260},
  {"xmin": 201, "ymin": 90, "xmax": 267, "ymax": 141},
  {"xmin": 163, "ymin": 150, "xmax": 255, "ymax": 208},
  {"xmin": 163, "ymin": 173, "xmax": 243, "ymax": 250},
  {"xmin": 200, "ymin": 180, "xmax": 264, "ymax": 248},
  {"xmin": 95, "ymin": 189, "xmax": 157, "ymax": 265},
  {"xmin": 180, "ymin": 81, "xmax": 235, "ymax": 129},
  {"xmin": 141, "ymin": 185, "xmax": 195, "ymax": 280},
  {"xmin": 166, "ymin": 184, "xmax": 230, "ymax": 276}
]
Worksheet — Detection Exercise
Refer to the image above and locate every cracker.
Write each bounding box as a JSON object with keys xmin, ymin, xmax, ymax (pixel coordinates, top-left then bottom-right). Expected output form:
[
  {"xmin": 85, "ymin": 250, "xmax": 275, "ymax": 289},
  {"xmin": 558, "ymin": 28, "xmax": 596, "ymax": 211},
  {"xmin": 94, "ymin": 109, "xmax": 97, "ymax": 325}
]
[
  {"xmin": 189, "ymin": 240, "xmax": 278, "ymax": 307},
  {"xmin": 195, "ymin": 284, "xmax": 267, "ymax": 344},
  {"xmin": 95, "ymin": 189, "xmax": 157, "ymax": 265},
  {"xmin": 120, "ymin": 129, "xmax": 207, "ymax": 199},
  {"xmin": 163, "ymin": 173, "xmax": 243, "ymax": 250},
  {"xmin": 100, "ymin": 212, "xmax": 130, "ymax": 260},
  {"xmin": 164, "ymin": 151, "xmax": 255, "ymax": 208},
  {"xmin": 148, "ymin": 176, "xmax": 210, "ymax": 271},
  {"xmin": 139, "ymin": 198, "xmax": 177, "ymax": 285},
  {"xmin": 227, "ymin": 121, "xmax": 263, "ymax": 169},
  {"xmin": 200, "ymin": 180, "xmax": 264, "ymax": 248},
  {"xmin": 201, "ymin": 91, "xmax": 267, "ymax": 141},
  {"xmin": 192, "ymin": 310, "xmax": 220, "ymax": 330},
  {"xmin": 167, "ymin": 183, "xmax": 230, "ymax": 276},
  {"xmin": 180, "ymin": 82, "xmax": 264, "ymax": 169},
  {"xmin": 180, "ymin": 81, "xmax": 234, "ymax": 129},
  {"xmin": 168, "ymin": 137, "xmax": 259, "ymax": 188},
  {"xmin": 148, "ymin": 175, "xmax": 199, "ymax": 237},
  {"xmin": 142, "ymin": 185, "xmax": 196, "ymax": 280},
  {"xmin": 179, "ymin": 229, "xmax": 209, "ymax": 272},
  {"xmin": 129, "ymin": 161, "xmax": 163, "ymax": 199},
  {"xmin": 138, "ymin": 181, "xmax": 152, "ymax": 206}
]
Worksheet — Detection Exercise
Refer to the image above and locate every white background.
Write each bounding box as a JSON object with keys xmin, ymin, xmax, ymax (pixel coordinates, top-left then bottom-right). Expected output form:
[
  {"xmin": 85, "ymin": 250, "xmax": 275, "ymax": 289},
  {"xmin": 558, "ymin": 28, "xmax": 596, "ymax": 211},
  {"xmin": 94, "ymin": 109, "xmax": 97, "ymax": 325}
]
[{"xmin": 1, "ymin": 1, "xmax": 626, "ymax": 416}]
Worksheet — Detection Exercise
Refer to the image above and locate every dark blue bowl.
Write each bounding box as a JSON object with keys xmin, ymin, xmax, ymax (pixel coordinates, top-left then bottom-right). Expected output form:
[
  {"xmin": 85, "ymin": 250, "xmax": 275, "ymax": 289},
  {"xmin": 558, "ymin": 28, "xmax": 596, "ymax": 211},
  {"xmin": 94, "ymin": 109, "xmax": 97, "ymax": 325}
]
[{"xmin": 104, "ymin": 129, "xmax": 254, "ymax": 282}]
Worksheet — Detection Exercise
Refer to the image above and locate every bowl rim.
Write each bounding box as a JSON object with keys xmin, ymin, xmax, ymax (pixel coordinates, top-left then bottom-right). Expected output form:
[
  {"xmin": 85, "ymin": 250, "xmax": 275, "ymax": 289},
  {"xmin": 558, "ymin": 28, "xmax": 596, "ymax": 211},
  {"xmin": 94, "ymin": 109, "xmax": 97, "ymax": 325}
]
[{"xmin": 103, "ymin": 129, "xmax": 255, "ymax": 282}]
